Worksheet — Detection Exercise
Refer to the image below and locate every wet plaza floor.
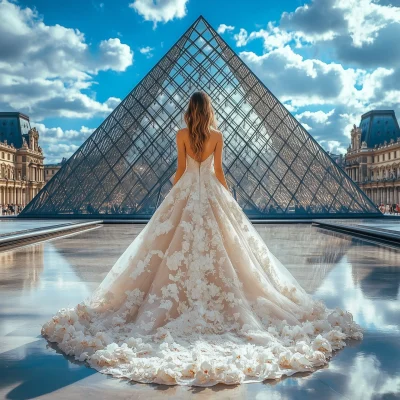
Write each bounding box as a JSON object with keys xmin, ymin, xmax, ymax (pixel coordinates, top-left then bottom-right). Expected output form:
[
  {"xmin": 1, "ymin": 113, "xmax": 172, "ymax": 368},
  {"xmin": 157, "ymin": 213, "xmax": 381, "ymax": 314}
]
[
  {"xmin": 0, "ymin": 223, "xmax": 399, "ymax": 399},
  {"xmin": 0, "ymin": 219, "xmax": 84, "ymax": 236},
  {"xmin": 318, "ymin": 218, "xmax": 400, "ymax": 234}
]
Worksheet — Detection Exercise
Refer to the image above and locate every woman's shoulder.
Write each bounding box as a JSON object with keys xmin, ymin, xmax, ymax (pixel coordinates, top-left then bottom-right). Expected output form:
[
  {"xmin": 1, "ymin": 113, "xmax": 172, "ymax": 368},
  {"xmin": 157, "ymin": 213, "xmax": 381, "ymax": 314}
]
[
  {"xmin": 210, "ymin": 127, "xmax": 223, "ymax": 139},
  {"xmin": 177, "ymin": 127, "xmax": 189, "ymax": 135},
  {"xmin": 176, "ymin": 128, "xmax": 189, "ymax": 142}
]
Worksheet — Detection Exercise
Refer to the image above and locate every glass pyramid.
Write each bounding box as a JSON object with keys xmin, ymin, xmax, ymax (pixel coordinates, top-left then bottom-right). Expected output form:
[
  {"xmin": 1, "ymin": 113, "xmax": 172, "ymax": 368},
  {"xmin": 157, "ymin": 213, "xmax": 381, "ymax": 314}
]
[{"xmin": 21, "ymin": 16, "xmax": 380, "ymax": 219}]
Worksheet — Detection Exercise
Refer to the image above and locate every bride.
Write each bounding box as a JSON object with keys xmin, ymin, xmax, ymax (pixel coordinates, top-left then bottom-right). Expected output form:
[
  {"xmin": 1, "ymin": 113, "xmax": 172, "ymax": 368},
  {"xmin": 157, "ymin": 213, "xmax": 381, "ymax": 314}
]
[{"xmin": 42, "ymin": 91, "xmax": 363, "ymax": 386}]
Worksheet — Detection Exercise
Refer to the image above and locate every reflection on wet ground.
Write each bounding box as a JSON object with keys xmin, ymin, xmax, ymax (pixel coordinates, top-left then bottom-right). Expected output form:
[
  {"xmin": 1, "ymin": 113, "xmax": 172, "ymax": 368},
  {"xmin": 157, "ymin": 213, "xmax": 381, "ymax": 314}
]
[
  {"xmin": 357, "ymin": 222, "xmax": 400, "ymax": 233},
  {"xmin": 0, "ymin": 219, "xmax": 84, "ymax": 236},
  {"xmin": 0, "ymin": 224, "xmax": 399, "ymax": 399},
  {"xmin": 319, "ymin": 218, "xmax": 400, "ymax": 234}
]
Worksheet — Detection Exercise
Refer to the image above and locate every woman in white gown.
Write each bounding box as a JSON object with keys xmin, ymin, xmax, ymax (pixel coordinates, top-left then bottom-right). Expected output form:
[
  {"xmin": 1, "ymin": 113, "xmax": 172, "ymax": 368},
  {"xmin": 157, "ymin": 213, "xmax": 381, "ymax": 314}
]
[{"xmin": 42, "ymin": 91, "xmax": 363, "ymax": 386}]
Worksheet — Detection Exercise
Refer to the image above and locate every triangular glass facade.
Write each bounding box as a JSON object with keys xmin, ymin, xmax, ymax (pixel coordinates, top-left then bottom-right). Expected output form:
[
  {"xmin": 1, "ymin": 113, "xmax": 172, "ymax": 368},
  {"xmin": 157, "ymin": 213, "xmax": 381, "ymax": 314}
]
[{"xmin": 21, "ymin": 16, "xmax": 380, "ymax": 219}]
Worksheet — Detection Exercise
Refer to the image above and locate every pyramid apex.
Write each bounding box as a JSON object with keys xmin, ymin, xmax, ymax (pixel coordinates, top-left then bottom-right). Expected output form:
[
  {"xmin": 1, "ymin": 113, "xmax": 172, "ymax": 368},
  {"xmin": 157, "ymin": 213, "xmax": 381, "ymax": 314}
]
[{"xmin": 192, "ymin": 14, "xmax": 210, "ymax": 25}]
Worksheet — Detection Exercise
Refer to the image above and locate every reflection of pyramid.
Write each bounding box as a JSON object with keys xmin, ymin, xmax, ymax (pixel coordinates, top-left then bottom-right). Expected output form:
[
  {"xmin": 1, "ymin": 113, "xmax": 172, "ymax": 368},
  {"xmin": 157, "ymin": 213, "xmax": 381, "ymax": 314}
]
[
  {"xmin": 21, "ymin": 16, "xmax": 380, "ymax": 219},
  {"xmin": 349, "ymin": 246, "xmax": 400, "ymax": 300},
  {"xmin": 256, "ymin": 225, "xmax": 351, "ymax": 293}
]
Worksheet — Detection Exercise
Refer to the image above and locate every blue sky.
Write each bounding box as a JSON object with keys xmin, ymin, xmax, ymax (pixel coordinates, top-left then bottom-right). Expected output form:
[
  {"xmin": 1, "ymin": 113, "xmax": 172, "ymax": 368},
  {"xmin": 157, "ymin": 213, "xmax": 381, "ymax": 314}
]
[{"xmin": 1, "ymin": 0, "xmax": 400, "ymax": 163}]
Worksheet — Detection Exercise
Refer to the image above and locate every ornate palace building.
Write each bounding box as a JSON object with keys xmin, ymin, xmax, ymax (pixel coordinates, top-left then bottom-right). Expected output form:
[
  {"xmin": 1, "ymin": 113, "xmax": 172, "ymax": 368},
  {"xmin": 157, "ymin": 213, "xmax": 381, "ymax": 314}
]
[
  {"xmin": 0, "ymin": 112, "xmax": 45, "ymax": 208},
  {"xmin": 345, "ymin": 110, "xmax": 400, "ymax": 205}
]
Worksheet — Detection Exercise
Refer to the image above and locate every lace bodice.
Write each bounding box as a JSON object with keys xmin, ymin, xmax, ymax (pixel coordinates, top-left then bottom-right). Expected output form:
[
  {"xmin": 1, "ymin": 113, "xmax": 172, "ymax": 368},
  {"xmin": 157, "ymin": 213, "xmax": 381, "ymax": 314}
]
[{"xmin": 186, "ymin": 153, "xmax": 215, "ymax": 177}]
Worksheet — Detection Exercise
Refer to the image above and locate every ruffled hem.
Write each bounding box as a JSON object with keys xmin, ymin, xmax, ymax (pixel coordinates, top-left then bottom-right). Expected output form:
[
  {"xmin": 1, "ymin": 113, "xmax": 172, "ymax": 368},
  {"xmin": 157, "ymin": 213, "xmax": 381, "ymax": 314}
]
[{"xmin": 41, "ymin": 302, "xmax": 363, "ymax": 386}]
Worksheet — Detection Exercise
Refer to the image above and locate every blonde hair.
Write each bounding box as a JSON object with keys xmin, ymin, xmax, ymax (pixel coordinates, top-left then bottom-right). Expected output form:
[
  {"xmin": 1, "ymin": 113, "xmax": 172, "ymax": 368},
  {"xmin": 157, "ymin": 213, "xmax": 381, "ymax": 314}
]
[{"xmin": 184, "ymin": 91, "xmax": 217, "ymax": 161}]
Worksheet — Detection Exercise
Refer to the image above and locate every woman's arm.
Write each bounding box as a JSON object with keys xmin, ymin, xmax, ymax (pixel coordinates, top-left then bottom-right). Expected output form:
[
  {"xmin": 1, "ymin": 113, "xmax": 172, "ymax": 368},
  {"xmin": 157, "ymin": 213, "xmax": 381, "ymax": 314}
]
[
  {"xmin": 214, "ymin": 132, "xmax": 230, "ymax": 192},
  {"xmin": 173, "ymin": 129, "xmax": 187, "ymax": 186}
]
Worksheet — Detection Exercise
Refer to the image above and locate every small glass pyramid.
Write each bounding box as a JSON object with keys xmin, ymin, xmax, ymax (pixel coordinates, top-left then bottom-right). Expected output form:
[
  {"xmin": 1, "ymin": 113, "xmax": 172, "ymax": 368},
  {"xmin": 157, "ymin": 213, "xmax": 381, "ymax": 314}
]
[{"xmin": 21, "ymin": 16, "xmax": 380, "ymax": 219}]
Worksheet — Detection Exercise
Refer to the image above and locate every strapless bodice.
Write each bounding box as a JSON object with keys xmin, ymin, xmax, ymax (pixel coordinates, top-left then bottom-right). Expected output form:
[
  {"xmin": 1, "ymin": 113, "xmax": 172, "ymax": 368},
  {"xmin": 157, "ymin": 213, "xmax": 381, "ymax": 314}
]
[{"xmin": 186, "ymin": 153, "xmax": 214, "ymax": 172}]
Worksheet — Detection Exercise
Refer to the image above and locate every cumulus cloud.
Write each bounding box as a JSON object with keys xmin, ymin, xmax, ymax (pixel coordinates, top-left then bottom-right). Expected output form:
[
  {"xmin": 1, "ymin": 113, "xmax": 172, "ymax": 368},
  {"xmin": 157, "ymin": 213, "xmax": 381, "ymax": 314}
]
[
  {"xmin": 139, "ymin": 45, "xmax": 155, "ymax": 58},
  {"xmin": 281, "ymin": 0, "xmax": 400, "ymax": 54},
  {"xmin": 217, "ymin": 24, "xmax": 235, "ymax": 34},
  {"xmin": 239, "ymin": 47, "xmax": 351, "ymax": 106},
  {"xmin": 296, "ymin": 109, "xmax": 336, "ymax": 124},
  {"xmin": 331, "ymin": 23, "xmax": 400, "ymax": 68},
  {"xmin": 234, "ymin": 28, "xmax": 249, "ymax": 47},
  {"xmin": 281, "ymin": 0, "xmax": 347, "ymax": 40},
  {"xmin": 234, "ymin": 23, "xmax": 294, "ymax": 51},
  {"xmin": 97, "ymin": 38, "xmax": 133, "ymax": 72},
  {"xmin": 32, "ymin": 121, "xmax": 95, "ymax": 163},
  {"xmin": 105, "ymin": 97, "xmax": 122, "ymax": 109},
  {"xmin": 0, "ymin": 0, "xmax": 133, "ymax": 121},
  {"xmin": 129, "ymin": 0, "xmax": 189, "ymax": 28}
]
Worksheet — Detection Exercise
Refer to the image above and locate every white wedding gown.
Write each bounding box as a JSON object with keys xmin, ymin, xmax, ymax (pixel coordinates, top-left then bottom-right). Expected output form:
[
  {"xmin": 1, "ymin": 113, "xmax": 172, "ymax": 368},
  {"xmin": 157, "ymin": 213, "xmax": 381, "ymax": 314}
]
[{"xmin": 42, "ymin": 153, "xmax": 363, "ymax": 386}]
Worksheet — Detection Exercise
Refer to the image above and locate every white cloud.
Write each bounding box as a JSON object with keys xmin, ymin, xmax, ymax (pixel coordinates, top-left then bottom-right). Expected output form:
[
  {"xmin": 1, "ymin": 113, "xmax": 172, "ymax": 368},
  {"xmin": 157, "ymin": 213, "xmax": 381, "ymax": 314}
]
[
  {"xmin": 281, "ymin": 0, "xmax": 400, "ymax": 49},
  {"xmin": 32, "ymin": 121, "xmax": 95, "ymax": 163},
  {"xmin": 234, "ymin": 28, "xmax": 249, "ymax": 47},
  {"xmin": 105, "ymin": 97, "xmax": 122, "ymax": 109},
  {"xmin": 234, "ymin": 23, "xmax": 294, "ymax": 51},
  {"xmin": 98, "ymin": 38, "xmax": 133, "ymax": 72},
  {"xmin": 337, "ymin": 0, "xmax": 400, "ymax": 47},
  {"xmin": 296, "ymin": 109, "xmax": 335, "ymax": 124},
  {"xmin": 281, "ymin": 0, "xmax": 347, "ymax": 42},
  {"xmin": 319, "ymin": 140, "xmax": 347, "ymax": 154},
  {"xmin": 301, "ymin": 122, "xmax": 312, "ymax": 131},
  {"xmin": 129, "ymin": 0, "xmax": 189, "ymax": 28},
  {"xmin": 139, "ymin": 45, "xmax": 155, "ymax": 58},
  {"xmin": 0, "ymin": 0, "xmax": 133, "ymax": 121},
  {"xmin": 239, "ymin": 46, "xmax": 353, "ymax": 107},
  {"xmin": 217, "ymin": 24, "xmax": 235, "ymax": 34}
]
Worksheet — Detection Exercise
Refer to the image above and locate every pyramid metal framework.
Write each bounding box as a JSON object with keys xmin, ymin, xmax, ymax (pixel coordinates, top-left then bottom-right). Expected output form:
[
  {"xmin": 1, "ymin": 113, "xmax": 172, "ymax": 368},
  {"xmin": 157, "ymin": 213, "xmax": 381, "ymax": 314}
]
[{"xmin": 21, "ymin": 16, "xmax": 380, "ymax": 219}]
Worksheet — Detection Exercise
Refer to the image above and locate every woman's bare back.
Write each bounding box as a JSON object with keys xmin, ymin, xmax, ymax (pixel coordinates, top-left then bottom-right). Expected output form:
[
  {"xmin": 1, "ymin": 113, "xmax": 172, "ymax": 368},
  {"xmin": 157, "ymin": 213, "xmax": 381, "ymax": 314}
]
[{"xmin": 180, "ymin": 127, "xmax": 222, "ymax": 162}]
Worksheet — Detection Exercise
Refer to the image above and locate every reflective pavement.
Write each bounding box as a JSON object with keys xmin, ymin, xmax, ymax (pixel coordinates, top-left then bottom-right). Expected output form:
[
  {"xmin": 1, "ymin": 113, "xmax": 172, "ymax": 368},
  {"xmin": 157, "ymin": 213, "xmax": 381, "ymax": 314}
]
[
  {"xmin": 0, "ymin": 219, "xmax": 84, "ymax": 236},
  {"xmin": 318, "ymin": 218, "xmax": 400, "ymax": 234},
  {"xmin": 0, "ymin": 224, "xmax": 399, "ymax": 399}
]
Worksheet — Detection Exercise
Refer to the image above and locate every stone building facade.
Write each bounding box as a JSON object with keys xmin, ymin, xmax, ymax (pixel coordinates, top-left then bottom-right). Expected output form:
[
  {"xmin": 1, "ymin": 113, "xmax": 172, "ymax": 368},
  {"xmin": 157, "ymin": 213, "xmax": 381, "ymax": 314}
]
[
  {"xmin": 345, "ymin": 110, "xmax": 400, "ymax": 205},
  {"xmin": 44, "ymin": 161, "xmax": 64, "ymax": 183},
  {"xmin": 0, "ymin": 112, "xmax": 45, "ymax": 208}
]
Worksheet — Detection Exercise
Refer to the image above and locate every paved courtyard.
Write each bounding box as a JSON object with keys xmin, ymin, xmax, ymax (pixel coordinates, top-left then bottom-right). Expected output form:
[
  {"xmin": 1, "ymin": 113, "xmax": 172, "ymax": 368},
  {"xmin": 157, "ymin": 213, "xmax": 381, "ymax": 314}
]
[{"xmin": 1, "ymin": 223, "xmax": 399, "ymax": 399}]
